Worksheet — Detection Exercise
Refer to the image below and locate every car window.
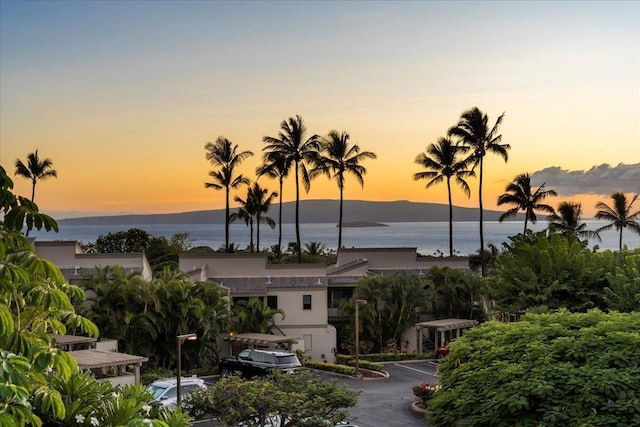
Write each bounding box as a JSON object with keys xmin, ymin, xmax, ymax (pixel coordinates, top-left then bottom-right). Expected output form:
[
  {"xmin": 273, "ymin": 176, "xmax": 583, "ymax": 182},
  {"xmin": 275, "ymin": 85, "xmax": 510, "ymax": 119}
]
[
  {"xmin": 147, "ymin": 385, "xmax": 168, "ymax": 399},
  {"xmin": 276, "ymin": 355, "xmax": 299, "ymax": 365},
  {"xmin": 238, "ymin": 350, "xmax": 251, "ymax": 360},
  {"xmin": 163, "ymin": 387, "xmax": 178, "ymax": 399}
]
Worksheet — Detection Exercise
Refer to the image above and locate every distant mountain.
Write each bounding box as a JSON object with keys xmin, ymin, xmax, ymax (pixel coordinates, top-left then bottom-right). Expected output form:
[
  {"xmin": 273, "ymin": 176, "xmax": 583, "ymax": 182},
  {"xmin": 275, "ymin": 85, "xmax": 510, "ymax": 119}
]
[{"xmin": 57, "ymin": 199, "xmax": 523, "ymax": 225}]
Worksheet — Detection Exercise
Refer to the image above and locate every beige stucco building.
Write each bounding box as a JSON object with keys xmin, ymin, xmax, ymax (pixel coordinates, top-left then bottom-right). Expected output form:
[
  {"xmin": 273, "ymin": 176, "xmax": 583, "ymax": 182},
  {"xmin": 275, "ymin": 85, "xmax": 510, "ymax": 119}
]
[{"xmin": 34, "ymin": 241, "xmax": 470, "ymax": 361}]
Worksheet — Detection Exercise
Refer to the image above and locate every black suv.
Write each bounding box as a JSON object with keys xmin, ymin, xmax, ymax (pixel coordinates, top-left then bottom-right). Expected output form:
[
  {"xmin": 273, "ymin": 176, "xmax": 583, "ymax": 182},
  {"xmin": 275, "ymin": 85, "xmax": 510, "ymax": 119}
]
[{"xmin": 219, "ymin": 348, "xmax": 302, "ymax": 378}]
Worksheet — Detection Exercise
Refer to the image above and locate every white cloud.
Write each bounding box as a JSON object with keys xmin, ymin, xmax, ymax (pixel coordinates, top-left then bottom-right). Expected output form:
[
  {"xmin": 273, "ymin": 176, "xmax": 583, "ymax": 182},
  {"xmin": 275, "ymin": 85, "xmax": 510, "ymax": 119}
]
[{"xmin": 531, "ymin": 163, "xmax": 640, "ymax": 196}]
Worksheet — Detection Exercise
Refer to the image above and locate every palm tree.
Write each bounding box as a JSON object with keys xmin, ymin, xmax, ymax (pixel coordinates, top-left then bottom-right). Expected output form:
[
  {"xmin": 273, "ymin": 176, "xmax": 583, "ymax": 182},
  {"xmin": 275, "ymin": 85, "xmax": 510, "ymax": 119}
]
[
  {"xmin": 14, "ymin": 150, "xmax": 58, "ymax": 203},
  {"xmin": 448, "ymin": 107, "xmax": 510, "ymax": 276},
  {"xmin": 205, "ymin": 137, "xmax": 254, "ymax": 252},
  {"xmin": 414, "ymin": 137, "xmax": 474, "ymax": 257},
  {"xmin": 230, "ymin": 195, "xmax": 255, "ymax": 252},
  {"xmin": 311, "ymin": 130, "xmax": 377, "ymax": 249},
  {"xmin": 304, "ymin": 241, "xmax": 327, "ymax": 256},
  {"xmin": 497, "ymin": 173, "xmax": 557, "ymax": 234},
  {"xmin": 249, "ymin": 182, "xmax": 278, "ymax": 253},
  {"xmin": 257, "ymin": 152, "xmax": 291, "ymax": 257},
  {"xmin": 595, "ymin": 192, "xmax": 640, "ymax": 250},
  {"xmin": 548, "ymin": 201, "xmax": 600, "ymax": 242},
  {"xmin": 262, "ymin": 115, "xmax": 321, "ymax": 263}
]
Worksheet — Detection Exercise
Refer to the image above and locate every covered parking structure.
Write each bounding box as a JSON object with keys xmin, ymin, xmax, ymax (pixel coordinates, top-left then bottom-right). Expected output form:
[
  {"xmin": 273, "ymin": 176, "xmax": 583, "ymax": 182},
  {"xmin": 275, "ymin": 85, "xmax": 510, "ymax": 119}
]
[
  {"xmin": 415, "ymin": 318, "xmax": 478, "ymax": 354},
  {"xmin": 69, "ymin": 349, "xmax": 148, "ymax": 386},
  {"xmin": 223, "ymin": 333, "xmax": 300, "ymax": 356}
]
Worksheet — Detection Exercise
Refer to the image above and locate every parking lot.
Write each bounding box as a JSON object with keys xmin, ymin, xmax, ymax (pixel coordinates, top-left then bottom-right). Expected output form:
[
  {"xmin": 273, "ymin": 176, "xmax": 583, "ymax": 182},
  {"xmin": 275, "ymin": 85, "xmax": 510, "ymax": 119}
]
[
  {"xmin": 197, "ymin": 360, "xmax": 439, "ymax": 427},
  {"xmin": 322, "ymin": 361, "xmax": 439, "ymax": 427}
]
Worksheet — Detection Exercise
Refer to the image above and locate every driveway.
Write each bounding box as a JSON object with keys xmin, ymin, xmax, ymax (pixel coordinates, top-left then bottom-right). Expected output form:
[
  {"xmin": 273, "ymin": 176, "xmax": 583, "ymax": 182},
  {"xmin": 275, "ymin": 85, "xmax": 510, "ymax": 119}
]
[
  {"xmin": 319, "ymin": 361, "xmax": 439, "ymax": 427},
  {"xmin": 198, "ymin": 361, "xmax": 439, "ymax": 427}
]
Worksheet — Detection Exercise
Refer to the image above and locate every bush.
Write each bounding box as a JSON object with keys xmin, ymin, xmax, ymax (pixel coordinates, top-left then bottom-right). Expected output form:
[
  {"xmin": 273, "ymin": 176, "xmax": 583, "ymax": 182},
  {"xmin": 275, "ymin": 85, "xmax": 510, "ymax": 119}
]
[{"xmin": 428, "ymin": 309, "xmax": 640, "ymax": 426}]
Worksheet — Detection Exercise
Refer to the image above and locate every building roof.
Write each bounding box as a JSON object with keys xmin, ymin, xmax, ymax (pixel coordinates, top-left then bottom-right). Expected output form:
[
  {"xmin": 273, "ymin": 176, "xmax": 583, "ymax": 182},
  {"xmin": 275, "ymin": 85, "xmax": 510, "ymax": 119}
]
[
  {"xmin": 69, "ymin": 349, "xmax": 148, "ymax": 369},
  {"xmin": 210, "ymin": 276, "xmax": 326, "ymax": 295},
  {"xmin": 415, "ymin": 318, "xmax": 479, "ymax": 332},
  {"xmin": 50, "ymin": 334, "xmax": 96, "ymax": 349},
  {"xmin": 224, "ymin": 333, "xmax": 299, "ymax": 347}
]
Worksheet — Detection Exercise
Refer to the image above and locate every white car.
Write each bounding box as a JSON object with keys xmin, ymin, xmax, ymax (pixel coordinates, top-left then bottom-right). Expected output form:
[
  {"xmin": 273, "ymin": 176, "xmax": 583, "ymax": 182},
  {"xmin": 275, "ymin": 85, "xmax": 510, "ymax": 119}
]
[{"xmin": 147, "ymin": 376, "xmax": 206, "ymax": 409}]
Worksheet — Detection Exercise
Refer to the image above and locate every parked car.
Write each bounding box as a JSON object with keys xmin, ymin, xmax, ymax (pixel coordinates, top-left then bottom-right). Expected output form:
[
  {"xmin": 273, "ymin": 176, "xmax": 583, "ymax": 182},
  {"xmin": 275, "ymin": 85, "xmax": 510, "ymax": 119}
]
[
  {"xmin": 219, "ymin": 348, "xmax": 302, "ymax": 378},
  {"xmin": 147, "ymin": 376, "xmax": 206, "ymax": 409}
]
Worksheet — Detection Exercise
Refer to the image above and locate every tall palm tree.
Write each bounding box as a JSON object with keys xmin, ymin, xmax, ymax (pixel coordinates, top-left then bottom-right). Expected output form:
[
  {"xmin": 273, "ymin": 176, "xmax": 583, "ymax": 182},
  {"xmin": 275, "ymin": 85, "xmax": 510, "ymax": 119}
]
[
  {"xmin": 205, "ymin": 137, "xmax": 254, "ymax": 252},
  {"xmin": 311, "ymin": 130, "xmax": 377, "ymax": 249},
  {"xmin": 249, "ymin": 181, "xmax": 278, "ymax": 253},
  {"xmin": 257, "ymin": 152, "xmax": 291, "ymax": 257},
  {"xmin": 548, "ymin": 201, "xmax": 600, "ymax": 242},
  {"xmin": 414, "ymin": 137, "xmax": 474, "ymax": 257},
  {"xmin": 262, "ymin": 115, "xmax": 321, "ymax": 263},
  {"xmin": 14, "ymin": 149, "xmax": 57, "ymax": 202},
  {"xmin": 595, "ymin": 192, "xmax": 640, "ymax": 250},
  {"xmin": 448, "ymin": 107, "xmax": 510, "ymax": 276},
  {"xmin": 497, "ymin": 173, "xmax": 557, "ymax": 234}
]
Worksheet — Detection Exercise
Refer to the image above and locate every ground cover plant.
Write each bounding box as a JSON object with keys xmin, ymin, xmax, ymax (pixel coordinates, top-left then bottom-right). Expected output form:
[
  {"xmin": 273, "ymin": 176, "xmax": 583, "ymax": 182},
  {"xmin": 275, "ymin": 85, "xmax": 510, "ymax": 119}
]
[{"xmin": 428, "ymin": 309, "xmax": 640, "ymax": 427}]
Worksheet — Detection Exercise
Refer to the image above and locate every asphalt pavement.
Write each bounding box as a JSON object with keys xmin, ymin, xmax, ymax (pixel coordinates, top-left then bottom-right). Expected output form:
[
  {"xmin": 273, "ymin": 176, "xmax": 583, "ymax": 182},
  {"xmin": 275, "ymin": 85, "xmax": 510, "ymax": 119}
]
[{"xmin": 196, "ymin": 360, "xmax": 439, "ymax": 427}]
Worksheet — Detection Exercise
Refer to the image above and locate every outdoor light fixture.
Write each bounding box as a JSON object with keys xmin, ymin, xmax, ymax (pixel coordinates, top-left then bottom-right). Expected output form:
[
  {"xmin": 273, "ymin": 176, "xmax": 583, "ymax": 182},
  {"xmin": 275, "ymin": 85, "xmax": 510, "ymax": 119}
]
[
  {"xmin": 354, "ymin": 299, "xmax": 367, "ymax": 379},
  {"xmin": 176, "ymin": 333, "xmax": 197, "ymax": 406}
]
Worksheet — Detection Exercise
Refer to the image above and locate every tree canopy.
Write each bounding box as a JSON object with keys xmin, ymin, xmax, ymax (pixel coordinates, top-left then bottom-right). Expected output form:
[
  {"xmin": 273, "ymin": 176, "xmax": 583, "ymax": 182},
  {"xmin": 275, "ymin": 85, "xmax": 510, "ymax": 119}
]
[{"xmin": 428, "ymin": 310, "xmax": 640, "ymax": 427}]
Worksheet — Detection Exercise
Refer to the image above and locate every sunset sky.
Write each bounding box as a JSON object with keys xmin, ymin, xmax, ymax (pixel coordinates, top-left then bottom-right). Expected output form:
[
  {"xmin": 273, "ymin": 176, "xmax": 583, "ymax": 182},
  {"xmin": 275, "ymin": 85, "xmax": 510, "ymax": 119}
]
[{"xmin": 1, "ymin": 1, "xmax": 638, "ymax": 219}]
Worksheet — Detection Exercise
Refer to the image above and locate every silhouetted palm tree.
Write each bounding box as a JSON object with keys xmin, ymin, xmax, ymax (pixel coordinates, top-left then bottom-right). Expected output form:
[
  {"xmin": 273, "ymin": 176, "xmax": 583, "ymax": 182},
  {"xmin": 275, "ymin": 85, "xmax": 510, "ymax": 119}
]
[
  {"xmin": 311, "ymin": 130, "xmax": 377, "ymax": 249},
  {"xmin": 304, "ymin": 241, "xmax": 327, "ymax": 256},
  {"xmin": 595, "ymin": 192, "xmax": 640, "ymax": 250},
  {"xmin": 497, "ymin": 173, "xmax": 557, "ymax": 234},
  {"xmin": 414, "ymin": 137, "xmax": 474, "ymax": 257},
  {"xmin": 249, "ymin": 182, "xmax": 277, "ymax": 253},
  {"xmin": 548, "ymin": 201, "xmax": 600, "ymax": 242},
  {"xmin": 262, "ymin": 115, "xmax": 320, "ymax": 263},
  {"xmin": 257, "ymin": 152, "xmax": 291, "ymax": 257},
  {"xmin": 448, "ymin": 107, "xmax": 510, "ymax": 276},
  {"xmin": 205, "ymin": 137, "xmax": 253, "ymax": 252},
  {"xmin": 14, "ymin": 149, "xmax": 57, "ymax": 203}
]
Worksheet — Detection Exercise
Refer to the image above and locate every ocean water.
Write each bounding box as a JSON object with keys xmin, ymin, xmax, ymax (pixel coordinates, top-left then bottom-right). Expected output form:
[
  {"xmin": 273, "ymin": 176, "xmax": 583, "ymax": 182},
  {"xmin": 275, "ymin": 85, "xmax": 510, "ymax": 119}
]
[{"xmin": 28, "ymin": 220, "xmax": 638, "ymax": 256}]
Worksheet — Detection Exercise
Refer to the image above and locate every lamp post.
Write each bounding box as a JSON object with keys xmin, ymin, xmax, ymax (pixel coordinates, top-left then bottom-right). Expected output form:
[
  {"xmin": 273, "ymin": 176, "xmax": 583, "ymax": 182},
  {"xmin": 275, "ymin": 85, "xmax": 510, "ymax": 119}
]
[
  {"xmin": 354, "ymin": 299, "xmax": 367, "ymax": 379},
  {"xmin": 176, "ymin": 333, "xmax": 197, "ymax": 406}
]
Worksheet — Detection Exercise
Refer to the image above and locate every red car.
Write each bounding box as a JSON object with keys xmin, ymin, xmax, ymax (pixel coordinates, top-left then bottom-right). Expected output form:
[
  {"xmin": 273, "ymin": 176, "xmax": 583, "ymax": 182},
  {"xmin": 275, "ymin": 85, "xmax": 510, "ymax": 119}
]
[{"xmin": 435, "ymin": 345, "xmax": 449, "ymax": 359}]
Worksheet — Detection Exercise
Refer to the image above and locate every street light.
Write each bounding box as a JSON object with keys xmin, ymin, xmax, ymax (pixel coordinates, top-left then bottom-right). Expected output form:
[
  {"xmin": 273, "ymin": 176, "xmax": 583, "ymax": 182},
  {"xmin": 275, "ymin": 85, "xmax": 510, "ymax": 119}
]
[
  {"xmin": 354, "ymin": 299, "xmax": 367, "ymax": 379},
  {"xmin": 176, "ymin": 333, "xmax": 197, "ymax": 406}
]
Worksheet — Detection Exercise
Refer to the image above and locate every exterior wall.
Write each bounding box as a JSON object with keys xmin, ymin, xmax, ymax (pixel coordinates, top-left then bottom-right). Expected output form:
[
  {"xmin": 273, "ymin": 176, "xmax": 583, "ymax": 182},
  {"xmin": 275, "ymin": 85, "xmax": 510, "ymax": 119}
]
[
  {"xmin": 270, "ymin": 288, "xmax": 327, "ymax": 327},
  {"xmin": 416, "ymin": 256, "xmax": 470, "ymax": 271},
  {"xmin": 278, "ymin": 324, "xmax": 337, "ymax": 362},
  {"xmin": 34, "ymin": 241, "xmax": 153, "ymax": 281},
  {"xmin": 180, "ymin": 253, "xmax": 327, "ymax": 278}
]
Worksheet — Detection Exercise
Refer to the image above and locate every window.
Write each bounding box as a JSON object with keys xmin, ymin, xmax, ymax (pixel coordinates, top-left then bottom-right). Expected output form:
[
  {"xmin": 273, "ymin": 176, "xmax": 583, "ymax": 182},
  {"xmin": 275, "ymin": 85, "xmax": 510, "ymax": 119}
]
[
  {"xmin": 303, "ymin": 294, "xmax": 312, "ymax": 310},
  {"xmin": 267, "ymin": 295, "xmax": 278, "ymax": 309}
]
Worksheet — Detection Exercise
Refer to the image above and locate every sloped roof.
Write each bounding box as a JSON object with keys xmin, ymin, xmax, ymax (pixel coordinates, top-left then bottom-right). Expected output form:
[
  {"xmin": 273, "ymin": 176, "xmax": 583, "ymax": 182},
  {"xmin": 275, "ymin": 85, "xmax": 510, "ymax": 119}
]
[{"xmin": 69, "ymin": 349, "xmax": 148, "ymax": 369}]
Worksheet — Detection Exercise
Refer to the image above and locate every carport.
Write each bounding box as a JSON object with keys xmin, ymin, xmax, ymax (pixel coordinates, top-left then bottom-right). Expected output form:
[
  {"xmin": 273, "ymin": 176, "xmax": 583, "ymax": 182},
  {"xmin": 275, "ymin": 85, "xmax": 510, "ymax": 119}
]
[
  {"xmin": 69, "ymin": 349, "xmax": 148, "ymax": 386},
  {"xmin": 223, "ymin": 333, "xmax": 300, "ymax": 356},
  {"xmin": 415, "ymin": 318, "xmax": 478, "ymax": 354}
]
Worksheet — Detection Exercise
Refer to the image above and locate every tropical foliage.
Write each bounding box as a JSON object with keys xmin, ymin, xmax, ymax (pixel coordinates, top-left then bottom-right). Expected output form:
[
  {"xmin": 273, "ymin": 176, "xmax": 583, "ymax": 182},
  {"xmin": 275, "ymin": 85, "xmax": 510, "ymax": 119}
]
[
  {"xmin": 595, "ymin": 192, "xmax": 640, "ymax": 250},
  {"xmin": 311, "ymin": 130, "xmax": 376, "ymax": 249},
  {"xmin": 414, "ymin": 137, "xmax": 473, "ymax": 257},
  {"xmin": 183, "ymin": 371, "xmax": 359, "ymax": 426},
  {"xmin": 14, "ymin": 149, "xmax": 58, "ymax": 203},
  {"xmin": 257, "ymin": 152, "xmax": 291, "ymax": 257},
  {"xmin": 428, "ymin": 310, "xmax": 640, "ymax": 427},
  {"xmin": 497, "ymin": 172, "xmax": 556, "ymax": 233},
  {"xmin": 230, "ymin": 182, "xmax": 277, "ymax": 252},
  {"xmin": 262, "ymin": 115, "xmax": 321, "ymax": 263},
  {"xmin": 231, "ymin": 297, "xmax": 285, "ymax": 334},
  {"xmin": 205, "ymin": 136, "xmax": 254, "ymax": 252},
  {"xmin": 488, "ymin": 232, "xmax": 640, "ymax": 313},
  {"xmin": 78, "ymin": 266, "xmax": 229, "ymax": 371},
  {"xmin": 448, "ymin": 107, "xmax": 510, "ymax": 276},
  {"xmin": 0, "ymin": 166, "xmax": 190, "ymax": 427},
  {"xmin": 547, "ymin": 201, "xmax": 600, "ymax": 243}
]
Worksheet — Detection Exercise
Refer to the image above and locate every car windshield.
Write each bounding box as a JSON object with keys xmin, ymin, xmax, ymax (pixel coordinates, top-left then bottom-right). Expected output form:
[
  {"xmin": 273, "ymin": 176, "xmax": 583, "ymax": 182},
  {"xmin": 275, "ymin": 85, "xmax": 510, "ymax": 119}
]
[
  {"xmin": 276, "ymin": 355, "xmax": 300, "ymax": 365},
  {"xmin": 147, "ymin": 384, "xmax": 168, "ymax": 399}
]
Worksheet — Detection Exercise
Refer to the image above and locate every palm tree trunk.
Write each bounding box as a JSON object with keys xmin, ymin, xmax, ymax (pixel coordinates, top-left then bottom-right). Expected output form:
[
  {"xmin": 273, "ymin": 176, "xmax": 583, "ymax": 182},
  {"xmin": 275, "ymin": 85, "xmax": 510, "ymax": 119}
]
[
  {"xmin": 447, "ymin": 177, "xmax": 453, "ymax": 257},
  {"xmin": 278, "ymin": 177, "xmax": 284, "ymax": 257},
  {"xmin": 619, "ymin": 228, "xmax": 623, "ymax": 251},
  {"xmin": 524, "ymin": 215, "xmax": 528, "ymax": 235},
  {"xmin": 294, "ymin": 160, "xmax": 302, "ymax": 263},
  {"xmin": 250, "ymin": 220, "xmax": 254, "ymax": 253},
  {"xmin": 479, "ymin": 158, "xmax": 485, "ymax": 277},
  {"xmin": 256, "ymin": 215, "xmax": 261, "ymax": 253},
  {"xmin": 338, "ymin": 185, "xmax": 344, "ymax": 249},
  {"xmin": 225, "ymin": 188, "xmax": 230, "ymax": 252}
]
